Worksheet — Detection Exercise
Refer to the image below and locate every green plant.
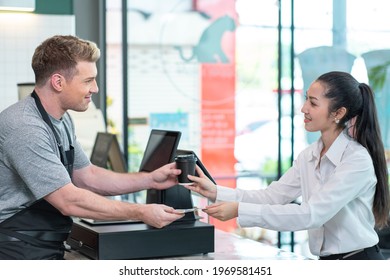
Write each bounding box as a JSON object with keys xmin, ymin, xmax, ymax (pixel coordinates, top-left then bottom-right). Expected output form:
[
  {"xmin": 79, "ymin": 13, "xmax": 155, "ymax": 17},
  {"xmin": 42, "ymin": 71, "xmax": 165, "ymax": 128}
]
[
  {"xmin": 127, "ymin": 127, "xmax": 143, "ymax": 172},
  {"xmin": 261, "ymin": 157, "xmax": 291, "ymax": 184},
  {"xmin": 367, "ymin": 61, "xmax": 390, "ymax": 91}
]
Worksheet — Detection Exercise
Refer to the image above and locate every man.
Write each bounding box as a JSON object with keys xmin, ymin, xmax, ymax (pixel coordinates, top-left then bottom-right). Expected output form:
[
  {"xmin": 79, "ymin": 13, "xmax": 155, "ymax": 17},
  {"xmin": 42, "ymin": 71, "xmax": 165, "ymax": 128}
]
[{"xmin": 0, "ymin": 35, "xmax": 184, "ymax": 259}]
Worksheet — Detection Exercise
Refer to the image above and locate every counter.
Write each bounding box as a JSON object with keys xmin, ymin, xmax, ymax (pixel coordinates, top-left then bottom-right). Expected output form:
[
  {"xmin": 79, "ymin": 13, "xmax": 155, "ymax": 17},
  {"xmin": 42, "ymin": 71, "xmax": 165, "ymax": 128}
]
[{"xmin": 65, "ymin": 227, "xmax": 308, "ymax": 260}]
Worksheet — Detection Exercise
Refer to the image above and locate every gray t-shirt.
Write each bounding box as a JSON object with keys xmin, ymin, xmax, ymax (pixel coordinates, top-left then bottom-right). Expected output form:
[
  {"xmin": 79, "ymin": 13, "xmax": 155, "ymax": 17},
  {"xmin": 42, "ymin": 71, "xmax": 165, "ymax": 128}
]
[{"xmin": 0, "ymin": 96, "xmax": 90, "ymax": 222}]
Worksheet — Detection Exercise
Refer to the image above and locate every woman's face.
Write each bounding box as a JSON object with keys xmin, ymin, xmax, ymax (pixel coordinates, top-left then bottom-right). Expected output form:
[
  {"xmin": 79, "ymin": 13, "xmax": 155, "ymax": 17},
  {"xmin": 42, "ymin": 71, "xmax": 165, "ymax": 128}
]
[{"xmin": 301, "ymin": 81, "xmax": 336, "ymax": 134}]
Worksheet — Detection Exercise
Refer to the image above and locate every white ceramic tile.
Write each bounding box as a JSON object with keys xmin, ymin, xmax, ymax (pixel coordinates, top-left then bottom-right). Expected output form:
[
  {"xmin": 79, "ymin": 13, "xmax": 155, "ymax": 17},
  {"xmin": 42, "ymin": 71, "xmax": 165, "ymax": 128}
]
[{"xmin": 0, "ymin": 13, "xmax": 75, "ymax": 111}]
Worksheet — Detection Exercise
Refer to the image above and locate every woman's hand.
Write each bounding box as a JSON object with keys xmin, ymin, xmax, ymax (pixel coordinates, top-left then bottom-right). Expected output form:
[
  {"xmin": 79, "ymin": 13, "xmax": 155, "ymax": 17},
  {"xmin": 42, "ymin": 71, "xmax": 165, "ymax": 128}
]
[
  {"xmin": 185, "ymin": 165, "xmax": 217, "ymax": 201},
  {"xmin": 203, "ymin": 201, "xmax": 238, "ymax": 221}
]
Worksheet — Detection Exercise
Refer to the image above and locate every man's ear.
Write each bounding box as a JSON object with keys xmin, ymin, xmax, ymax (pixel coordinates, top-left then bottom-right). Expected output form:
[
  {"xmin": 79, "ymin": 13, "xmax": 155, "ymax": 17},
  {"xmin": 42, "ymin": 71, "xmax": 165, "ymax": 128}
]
[{"xmin": 50, "ymin": 73, "xmax": 64, "ymax": 91}]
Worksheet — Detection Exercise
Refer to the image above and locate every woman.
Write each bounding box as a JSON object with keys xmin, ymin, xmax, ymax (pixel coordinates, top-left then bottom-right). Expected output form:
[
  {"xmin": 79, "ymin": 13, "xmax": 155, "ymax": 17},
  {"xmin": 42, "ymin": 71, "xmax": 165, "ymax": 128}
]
[{"xmin": 187, "ymin": 71, "xmax": 389, "ymax": 260}]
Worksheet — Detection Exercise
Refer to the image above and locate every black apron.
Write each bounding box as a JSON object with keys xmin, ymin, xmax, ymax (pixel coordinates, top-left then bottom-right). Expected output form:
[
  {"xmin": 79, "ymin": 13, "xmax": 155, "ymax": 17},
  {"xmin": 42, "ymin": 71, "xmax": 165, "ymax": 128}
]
[{"xmin": 0, "ymin": 91, "xmax": 74, "ymax": 260}]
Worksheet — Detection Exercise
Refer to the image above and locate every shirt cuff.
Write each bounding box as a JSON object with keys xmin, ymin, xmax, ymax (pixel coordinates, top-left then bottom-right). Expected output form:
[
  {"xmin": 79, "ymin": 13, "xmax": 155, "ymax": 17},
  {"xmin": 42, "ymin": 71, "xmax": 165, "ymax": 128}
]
[
  {"xmin": 216, "ymin": 185, "xmax": 237, "ymax": 202},
  {"xmin": 237, "ymin": 202, "xmax": 262, "ymax": 228}
]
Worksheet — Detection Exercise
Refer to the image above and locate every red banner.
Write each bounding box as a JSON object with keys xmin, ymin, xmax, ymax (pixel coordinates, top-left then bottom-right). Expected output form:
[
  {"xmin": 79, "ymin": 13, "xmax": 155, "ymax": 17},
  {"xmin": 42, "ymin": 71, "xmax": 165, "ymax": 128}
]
[{"xmin": 196, "ymin": 0, "xmax": 237, "ymax": 232}]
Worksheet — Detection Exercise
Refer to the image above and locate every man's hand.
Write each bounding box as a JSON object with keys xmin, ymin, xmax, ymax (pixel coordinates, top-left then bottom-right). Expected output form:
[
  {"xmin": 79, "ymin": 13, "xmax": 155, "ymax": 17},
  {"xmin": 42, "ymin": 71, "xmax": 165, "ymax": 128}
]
[
  {"xmin": 138, "ymin": 203, "xmax": 184, "ymax": 228},
  {"xmin": 150, "ymin": 162, "xmax": 181, "ymax": 190}
]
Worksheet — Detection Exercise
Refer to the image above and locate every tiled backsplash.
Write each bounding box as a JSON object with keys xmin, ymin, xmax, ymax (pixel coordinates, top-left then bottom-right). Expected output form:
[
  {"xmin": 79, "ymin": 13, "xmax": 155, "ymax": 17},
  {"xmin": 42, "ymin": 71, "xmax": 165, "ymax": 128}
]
[{"xmin": 0, "ymin": 13, "xmax": 75, "ymax": 112}]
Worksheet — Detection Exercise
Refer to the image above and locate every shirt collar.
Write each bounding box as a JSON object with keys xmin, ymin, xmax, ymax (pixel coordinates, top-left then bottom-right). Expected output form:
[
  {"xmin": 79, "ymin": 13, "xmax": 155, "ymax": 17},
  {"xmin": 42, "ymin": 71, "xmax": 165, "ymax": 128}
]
[{"xmin": 310, "ymin": 130, "xmax": 352, "ymax": 166}]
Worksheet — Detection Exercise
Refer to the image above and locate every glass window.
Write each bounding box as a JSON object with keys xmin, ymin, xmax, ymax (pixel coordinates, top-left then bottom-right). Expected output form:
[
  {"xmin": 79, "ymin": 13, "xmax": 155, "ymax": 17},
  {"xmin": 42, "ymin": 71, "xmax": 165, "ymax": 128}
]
[{"xmin": 105, "ymin": 0, "xmax": 390, "ymax": 259}]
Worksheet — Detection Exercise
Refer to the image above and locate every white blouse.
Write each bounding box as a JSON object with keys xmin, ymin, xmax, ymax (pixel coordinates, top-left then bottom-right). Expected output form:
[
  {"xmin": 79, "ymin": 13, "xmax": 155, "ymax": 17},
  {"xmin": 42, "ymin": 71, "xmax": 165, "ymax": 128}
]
[{"xmin": 217, "ymin": 131, "xmax": 379, "ymax": 256}]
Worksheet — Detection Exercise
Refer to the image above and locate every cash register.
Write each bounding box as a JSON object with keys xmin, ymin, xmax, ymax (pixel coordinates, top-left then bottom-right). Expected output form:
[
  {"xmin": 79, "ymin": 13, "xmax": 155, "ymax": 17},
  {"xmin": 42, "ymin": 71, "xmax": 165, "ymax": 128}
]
[{"xmin": 67, "ymin": 130, "xmax": 215, "ymax": 259}]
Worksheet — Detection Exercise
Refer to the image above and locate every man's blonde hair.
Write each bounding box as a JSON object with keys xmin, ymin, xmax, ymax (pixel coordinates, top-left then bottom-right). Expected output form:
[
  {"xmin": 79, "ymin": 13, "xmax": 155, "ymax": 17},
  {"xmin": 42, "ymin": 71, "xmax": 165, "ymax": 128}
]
[{"xmin": 32, "ymin": 35, "xmax": 100, "ymax": 86}]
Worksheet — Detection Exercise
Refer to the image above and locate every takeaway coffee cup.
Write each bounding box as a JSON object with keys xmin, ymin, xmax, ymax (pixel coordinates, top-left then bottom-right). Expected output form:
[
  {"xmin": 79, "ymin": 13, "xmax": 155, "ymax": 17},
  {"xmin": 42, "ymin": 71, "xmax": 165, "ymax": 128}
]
[{"xmin": 175, "ymin": 154, "xmax": 197, "ymax": 184}]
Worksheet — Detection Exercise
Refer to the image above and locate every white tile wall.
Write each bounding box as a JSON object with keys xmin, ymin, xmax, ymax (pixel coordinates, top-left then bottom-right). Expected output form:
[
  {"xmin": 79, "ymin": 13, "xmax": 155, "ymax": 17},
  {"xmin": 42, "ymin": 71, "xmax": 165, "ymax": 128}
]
[{"xmin": 0, "ymin": 13, "xmax": 75, "ymax": 112}]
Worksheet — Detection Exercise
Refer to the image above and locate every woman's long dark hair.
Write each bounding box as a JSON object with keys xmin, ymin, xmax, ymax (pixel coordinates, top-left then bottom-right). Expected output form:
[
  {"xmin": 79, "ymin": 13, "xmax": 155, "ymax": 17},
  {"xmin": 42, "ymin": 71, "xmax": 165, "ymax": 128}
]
[{"xmin": 317, "ymin": 71, "xmax": 389, "ymax": 228}]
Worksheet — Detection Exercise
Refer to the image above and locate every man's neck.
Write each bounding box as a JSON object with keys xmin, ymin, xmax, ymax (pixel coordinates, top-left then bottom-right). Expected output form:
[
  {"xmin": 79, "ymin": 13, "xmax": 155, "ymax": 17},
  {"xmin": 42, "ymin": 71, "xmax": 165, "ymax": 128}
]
[{"xmin": 34, "ymin": 88, "xmax": 65, "ymax": 120}]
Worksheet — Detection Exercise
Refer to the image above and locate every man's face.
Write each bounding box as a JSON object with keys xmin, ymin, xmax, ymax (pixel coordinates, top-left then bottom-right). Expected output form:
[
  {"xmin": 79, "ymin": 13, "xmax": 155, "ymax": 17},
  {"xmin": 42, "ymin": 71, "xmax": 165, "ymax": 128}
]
[{"xmin": 60, "ymin": 61, "xmax": 98, "ymax": 112}]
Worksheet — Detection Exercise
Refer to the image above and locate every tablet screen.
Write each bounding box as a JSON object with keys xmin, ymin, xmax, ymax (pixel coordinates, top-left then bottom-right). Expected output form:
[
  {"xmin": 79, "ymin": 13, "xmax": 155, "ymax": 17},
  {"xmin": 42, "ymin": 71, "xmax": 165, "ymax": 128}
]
[{"xmin": 139, "ymin": 129, "xmax": 181, "ymax": 172}]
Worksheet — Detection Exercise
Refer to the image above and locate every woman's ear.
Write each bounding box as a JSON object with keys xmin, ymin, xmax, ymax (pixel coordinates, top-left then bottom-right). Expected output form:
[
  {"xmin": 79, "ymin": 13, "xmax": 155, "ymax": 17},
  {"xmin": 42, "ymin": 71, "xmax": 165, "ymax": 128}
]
[{"xmin": 336, "ymin": 107, "xmax": 347, "ymax": 120}]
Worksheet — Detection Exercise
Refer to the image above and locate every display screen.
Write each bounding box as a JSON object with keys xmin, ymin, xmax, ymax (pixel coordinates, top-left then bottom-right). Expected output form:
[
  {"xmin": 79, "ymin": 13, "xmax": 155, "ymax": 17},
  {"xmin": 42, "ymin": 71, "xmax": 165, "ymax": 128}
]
[
  {"xmin": 90, "ymin": 132, "xmax": 127, "ymax": 173},
  {"xmin": 176, "ymin": 149, "xmax": 216, "ymax": 184},
  {"xmin": 139, "ymin": 130, "xmax": 181, "ymax": 172}
]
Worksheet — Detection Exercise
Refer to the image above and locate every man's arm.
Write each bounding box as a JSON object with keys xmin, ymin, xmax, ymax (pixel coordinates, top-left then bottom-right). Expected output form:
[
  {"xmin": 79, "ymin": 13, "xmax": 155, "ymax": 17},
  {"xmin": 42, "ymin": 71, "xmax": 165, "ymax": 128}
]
[
  {"xmin": 72, "ymin": 162, "xmax": 181, "ymax": 196},
  {"xmin": 44, "ymin": 183, "xmax": 184, "ymax": 228}
]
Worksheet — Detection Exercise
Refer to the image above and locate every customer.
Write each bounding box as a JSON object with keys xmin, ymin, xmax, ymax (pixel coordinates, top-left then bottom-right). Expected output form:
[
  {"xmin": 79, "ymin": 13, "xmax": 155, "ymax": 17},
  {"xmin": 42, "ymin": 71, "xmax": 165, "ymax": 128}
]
[
  {"xmin": 0, "ymin": 35, "xmax": 184, "ymax": 260},
  {"xmin": 187, "ymin": 71, "xmax": 390, "ymax": 260}
]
